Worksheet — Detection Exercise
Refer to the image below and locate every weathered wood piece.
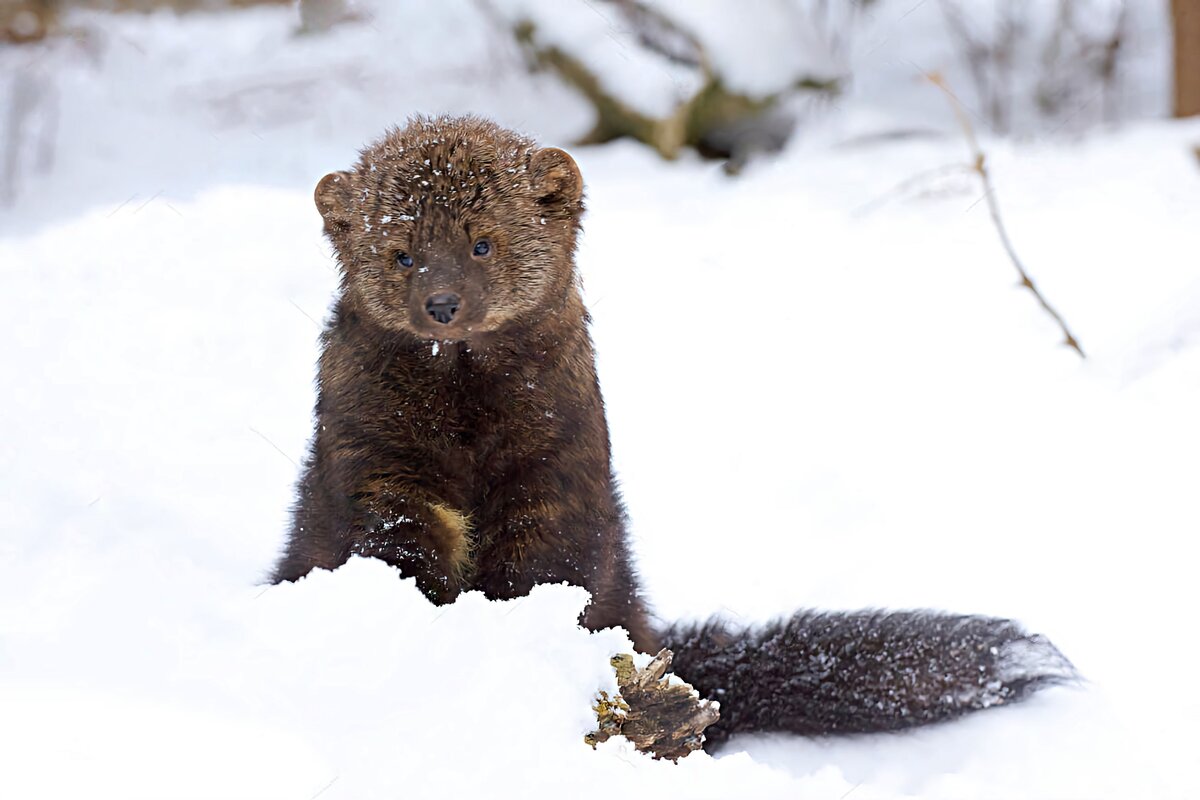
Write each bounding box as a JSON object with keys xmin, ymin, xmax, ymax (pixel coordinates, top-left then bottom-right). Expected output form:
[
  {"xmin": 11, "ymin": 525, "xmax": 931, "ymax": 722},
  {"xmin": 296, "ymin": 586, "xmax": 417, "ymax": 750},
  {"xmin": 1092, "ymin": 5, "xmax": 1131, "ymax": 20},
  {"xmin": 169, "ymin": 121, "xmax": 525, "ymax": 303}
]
[{"xmin": 586, "ymin": 649, "xmax": 719, "ymax": 761}]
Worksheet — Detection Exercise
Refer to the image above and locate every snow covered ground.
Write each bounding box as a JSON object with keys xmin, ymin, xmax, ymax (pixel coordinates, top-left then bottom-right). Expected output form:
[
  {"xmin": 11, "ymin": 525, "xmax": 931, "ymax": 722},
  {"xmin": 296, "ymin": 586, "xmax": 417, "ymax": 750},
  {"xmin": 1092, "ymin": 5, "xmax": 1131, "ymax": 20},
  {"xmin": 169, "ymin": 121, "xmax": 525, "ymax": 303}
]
[{"xmin": 2, "ymin": 2, "xmax": 1198, "ymax": 798}]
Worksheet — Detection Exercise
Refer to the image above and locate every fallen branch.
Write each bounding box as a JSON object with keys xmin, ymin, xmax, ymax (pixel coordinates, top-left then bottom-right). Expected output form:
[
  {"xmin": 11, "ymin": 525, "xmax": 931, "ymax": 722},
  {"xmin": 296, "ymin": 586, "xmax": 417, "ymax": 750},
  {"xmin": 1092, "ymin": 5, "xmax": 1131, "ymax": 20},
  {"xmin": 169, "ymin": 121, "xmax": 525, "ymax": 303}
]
[
  {"xmin": 513, "ymin": 10, "xmax": 836, "ymax": 172},
  {"xmin": 928, "ymin": 72, "xmax": 1086, "ymax": 359},
  {"xmin": 586, "ymin": 649, "xmax": 719, "ymax": 761}
]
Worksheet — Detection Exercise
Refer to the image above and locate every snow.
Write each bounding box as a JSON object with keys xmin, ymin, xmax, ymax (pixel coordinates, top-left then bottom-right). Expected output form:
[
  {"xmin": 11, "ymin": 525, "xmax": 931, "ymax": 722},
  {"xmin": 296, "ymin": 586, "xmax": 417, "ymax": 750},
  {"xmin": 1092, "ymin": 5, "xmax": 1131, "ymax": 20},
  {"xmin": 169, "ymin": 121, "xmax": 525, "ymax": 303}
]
[
  {"xmin": 496, "ymin": 0, "xmax": 706, "ymax": 119},
  {"xmin": 2, "ymin": 2, "xmax": 1199, "ymax": 798}
]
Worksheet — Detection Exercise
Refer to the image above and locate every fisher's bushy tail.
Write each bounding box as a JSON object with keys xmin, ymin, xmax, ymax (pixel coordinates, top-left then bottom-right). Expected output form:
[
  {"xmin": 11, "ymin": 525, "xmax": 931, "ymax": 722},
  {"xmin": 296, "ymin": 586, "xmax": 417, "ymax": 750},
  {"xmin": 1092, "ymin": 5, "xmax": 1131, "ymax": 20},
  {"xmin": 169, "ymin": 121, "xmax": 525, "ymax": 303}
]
[{"xmin": 660, "ymin": 609, "xmax": 1077, "ymax": 745}]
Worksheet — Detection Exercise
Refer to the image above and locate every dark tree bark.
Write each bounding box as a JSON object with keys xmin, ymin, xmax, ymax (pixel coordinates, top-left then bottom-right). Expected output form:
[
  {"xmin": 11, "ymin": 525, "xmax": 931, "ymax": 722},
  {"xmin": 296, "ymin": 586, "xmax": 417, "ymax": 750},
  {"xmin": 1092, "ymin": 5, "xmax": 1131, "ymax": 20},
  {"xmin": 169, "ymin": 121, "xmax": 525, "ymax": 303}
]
[{"xmin": 1175, "ymin": 0, "xmax": 1200, "ymax": 117}]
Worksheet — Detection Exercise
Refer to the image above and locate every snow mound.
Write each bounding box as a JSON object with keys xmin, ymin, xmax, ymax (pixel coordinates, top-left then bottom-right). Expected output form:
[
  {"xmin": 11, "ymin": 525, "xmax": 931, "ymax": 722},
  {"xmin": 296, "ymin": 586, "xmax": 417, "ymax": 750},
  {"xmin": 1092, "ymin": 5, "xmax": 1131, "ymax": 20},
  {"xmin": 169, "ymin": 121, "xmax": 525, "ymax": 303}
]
[{"xmin": 1, "ymin": 557, "xmax": 855, "ymax": 799}]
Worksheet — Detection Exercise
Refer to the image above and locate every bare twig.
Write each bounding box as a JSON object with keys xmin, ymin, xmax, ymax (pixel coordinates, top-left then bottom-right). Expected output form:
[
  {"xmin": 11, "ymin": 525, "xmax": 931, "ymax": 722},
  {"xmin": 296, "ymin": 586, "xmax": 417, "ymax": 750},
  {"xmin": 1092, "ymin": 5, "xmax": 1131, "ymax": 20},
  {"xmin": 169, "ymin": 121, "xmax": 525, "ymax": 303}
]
[
  {"xmin": 928, "ymin": 71, "xmax": 1086, "ymax": 359},
  {"xmin": 1097, "ymin": 0, "xmax": 1128, "ymax": 122},
  {"xmin": 938, "ymin": 0, "xmax": 1003, "ymax": 132},
  {"xmin": 596, "ymin": 0, "xmax": 706, "ymax": 70},
  {"xmin": 249, "ymin": 426, "xmax": 298, "ymax": 467}
]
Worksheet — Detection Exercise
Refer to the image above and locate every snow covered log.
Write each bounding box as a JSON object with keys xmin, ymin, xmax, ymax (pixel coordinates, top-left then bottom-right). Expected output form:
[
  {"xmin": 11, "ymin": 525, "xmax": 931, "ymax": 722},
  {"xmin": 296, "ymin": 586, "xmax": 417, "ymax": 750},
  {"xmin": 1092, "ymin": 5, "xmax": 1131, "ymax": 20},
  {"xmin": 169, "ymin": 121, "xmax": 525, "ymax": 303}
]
[{"xmin": 511, "ymin": 5, "xmax": 836, "ymax": 172}]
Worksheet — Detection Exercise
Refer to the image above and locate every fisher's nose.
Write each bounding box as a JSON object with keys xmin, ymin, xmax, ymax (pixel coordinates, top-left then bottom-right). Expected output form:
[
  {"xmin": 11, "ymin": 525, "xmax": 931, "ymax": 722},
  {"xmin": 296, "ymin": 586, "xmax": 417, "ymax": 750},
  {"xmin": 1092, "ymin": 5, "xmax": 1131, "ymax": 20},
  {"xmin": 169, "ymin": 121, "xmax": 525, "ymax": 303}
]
[{"xmin": 424, "ymin": 292, "xmax": 461, "ymax": 324}]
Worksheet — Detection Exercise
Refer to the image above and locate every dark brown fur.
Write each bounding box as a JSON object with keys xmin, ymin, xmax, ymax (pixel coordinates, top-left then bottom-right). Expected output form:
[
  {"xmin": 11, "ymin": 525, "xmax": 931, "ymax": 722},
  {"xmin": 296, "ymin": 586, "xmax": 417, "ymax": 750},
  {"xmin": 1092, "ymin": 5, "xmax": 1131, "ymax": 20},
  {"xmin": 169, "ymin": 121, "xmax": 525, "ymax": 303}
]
[
  {"xmin": 273, "ymin": 116, "xmax": 655, "ymax": 649},
  {"xmin": 274, "ymin": 115, "xmax": 1076, "ymax": 743}
]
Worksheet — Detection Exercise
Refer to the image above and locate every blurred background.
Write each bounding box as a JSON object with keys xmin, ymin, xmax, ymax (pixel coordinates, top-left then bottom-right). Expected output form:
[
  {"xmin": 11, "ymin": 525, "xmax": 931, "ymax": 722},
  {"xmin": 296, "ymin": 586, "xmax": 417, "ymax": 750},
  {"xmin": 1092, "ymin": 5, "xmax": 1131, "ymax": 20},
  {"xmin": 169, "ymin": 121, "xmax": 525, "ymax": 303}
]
[{"xmin": 0, "ymin": 0, "xmax": 1195, "ymax": 226}]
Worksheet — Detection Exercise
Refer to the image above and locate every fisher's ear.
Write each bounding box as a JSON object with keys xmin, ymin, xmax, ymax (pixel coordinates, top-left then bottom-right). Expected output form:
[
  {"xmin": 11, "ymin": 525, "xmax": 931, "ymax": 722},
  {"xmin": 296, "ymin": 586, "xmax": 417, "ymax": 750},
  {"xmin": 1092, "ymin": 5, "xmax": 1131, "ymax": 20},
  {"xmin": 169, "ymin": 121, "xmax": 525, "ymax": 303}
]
[
  {"xmin": 314, "ymin": 171, "xmax": 354, "ymax": 226},
  {"xmin": 530, "ymin": 147, "xmax": 583, "ymax": 206}
]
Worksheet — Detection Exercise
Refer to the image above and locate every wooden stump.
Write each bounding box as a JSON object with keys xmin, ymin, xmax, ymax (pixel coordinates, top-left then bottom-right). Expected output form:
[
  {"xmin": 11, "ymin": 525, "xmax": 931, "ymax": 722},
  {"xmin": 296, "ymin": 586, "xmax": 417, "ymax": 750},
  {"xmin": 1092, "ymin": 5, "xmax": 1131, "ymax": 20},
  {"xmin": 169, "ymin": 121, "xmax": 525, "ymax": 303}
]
[{"xmin": 586, "ymin": 649, "xmax": 719, "ymax": 761}]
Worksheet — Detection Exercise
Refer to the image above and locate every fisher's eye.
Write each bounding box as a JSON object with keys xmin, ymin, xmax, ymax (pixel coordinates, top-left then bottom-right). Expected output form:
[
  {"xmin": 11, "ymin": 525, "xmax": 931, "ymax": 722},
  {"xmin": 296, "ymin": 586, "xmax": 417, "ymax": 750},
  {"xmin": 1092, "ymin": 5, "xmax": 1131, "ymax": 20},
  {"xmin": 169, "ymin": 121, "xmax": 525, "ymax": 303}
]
[
  {"xmin": 472, "ymin": 239, "xmax": 492, "ymax": 258},
  {"xmin": 395, "ymin": 251, "xmax": 414, "ymax": 269}
]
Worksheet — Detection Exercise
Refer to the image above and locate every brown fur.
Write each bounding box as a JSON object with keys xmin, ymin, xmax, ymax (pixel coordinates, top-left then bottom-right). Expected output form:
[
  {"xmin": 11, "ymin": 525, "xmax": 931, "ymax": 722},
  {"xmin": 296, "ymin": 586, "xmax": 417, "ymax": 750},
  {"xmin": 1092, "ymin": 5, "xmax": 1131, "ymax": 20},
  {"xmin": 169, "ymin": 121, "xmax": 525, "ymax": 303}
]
[{"xmin": 273, "ymin": 115, "xmax": 655, "ymax": 650}]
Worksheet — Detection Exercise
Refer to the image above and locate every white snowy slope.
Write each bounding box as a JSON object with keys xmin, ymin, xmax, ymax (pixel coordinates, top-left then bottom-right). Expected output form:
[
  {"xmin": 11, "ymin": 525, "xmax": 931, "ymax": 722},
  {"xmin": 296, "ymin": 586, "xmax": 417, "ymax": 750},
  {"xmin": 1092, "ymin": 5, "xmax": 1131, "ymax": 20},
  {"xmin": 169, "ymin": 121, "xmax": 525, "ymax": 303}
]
[{"xmin": 2, "ymin": 2, "xmax": 1199, "ymax": 799}]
